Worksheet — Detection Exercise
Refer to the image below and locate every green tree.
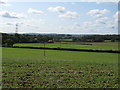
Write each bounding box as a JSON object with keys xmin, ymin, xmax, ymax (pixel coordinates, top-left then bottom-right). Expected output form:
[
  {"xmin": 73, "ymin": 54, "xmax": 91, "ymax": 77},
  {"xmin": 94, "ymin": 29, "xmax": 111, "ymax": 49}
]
[{"xmin": 4, "ymin": 39, "xmax": 14, "ymax": 47}]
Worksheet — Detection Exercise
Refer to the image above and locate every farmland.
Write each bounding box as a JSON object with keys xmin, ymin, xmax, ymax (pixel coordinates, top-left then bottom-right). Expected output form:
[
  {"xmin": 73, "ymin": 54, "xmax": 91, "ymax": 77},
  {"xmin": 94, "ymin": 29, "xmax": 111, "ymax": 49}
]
[
  {"xmin": 14, "ymin": 42, "xmax": 119, "ymax": 51},
  {"xmin": 2, "ymin": 47, "xmax": 118, "ymax": 88},
  {"xmin": 2, "ymin": 33, "xmax": 119, "ymax": 88},
  {"xmin": 1, "ymin": 1, "xmax": 120, "ymax": 88}
]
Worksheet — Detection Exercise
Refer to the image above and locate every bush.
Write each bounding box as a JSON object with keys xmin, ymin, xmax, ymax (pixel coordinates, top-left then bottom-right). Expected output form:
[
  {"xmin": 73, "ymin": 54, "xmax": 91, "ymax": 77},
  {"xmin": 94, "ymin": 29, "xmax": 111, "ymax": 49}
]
[{"xmin": 3, "ymin": 39, "xmax": 14, "ymax": 47}]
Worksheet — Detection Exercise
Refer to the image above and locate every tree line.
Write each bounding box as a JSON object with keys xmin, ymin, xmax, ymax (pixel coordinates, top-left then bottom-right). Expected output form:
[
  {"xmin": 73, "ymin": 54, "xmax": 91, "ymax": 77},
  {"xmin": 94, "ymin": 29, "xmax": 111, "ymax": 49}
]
[
  {"xmin": 2, "ymin": 33, "xmax": 53, "ymax": 47},
  {"xmin": 72, "ymin": 35, "xmax": 120, "ymax": 42},
  {"xmin": 1, "ymin": 33, "xmax": 120, "ymax": 47}
]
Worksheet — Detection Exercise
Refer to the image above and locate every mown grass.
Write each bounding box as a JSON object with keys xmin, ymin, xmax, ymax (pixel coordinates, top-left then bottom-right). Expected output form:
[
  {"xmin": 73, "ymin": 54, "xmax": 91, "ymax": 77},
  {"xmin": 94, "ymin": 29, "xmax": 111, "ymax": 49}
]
[
  {"xmin": 14, "ymin": 42, "xmax": 119, "ymax": 51},
  {"xmin": 2, "ymin": 47, "xmax": 119, "ymax": 88}
]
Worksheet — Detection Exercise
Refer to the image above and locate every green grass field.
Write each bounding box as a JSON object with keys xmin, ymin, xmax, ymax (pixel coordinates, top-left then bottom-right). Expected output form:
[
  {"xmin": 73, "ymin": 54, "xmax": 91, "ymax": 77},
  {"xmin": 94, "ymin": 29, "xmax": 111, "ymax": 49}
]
[
  {"xmin": 2, "ymin": 47, "xmax": 118, "ymax": 88},
  {"xmin": 14, "ymin": 42, "xmax": 119, "ymax": 51}
]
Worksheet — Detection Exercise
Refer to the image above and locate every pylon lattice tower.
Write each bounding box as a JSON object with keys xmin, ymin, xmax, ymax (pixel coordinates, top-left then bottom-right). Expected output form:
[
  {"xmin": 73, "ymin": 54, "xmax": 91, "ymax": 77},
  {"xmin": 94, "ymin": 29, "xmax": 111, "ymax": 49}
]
[{"xmin": 15, "ymin": 24, "xmax": 18, "ymax": 34}]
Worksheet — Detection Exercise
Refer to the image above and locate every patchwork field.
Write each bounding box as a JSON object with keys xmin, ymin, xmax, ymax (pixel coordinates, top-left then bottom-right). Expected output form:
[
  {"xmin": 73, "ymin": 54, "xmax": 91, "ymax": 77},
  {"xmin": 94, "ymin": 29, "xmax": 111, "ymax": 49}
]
[
  {"xmin": 2, "ymin": 47, "xmax": 118, "ymax": 88},
  {"xmin": 14, "ymin": 42, "xmax": 119, "ymax": 51}
]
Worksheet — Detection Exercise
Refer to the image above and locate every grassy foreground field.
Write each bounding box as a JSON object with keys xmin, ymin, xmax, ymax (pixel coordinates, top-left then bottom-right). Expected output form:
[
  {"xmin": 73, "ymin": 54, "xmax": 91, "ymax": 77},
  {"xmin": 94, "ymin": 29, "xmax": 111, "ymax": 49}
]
[
  {"xmin": 14, "ymin": 42, "xmax": 119, "ymax": 51},
  {"xmin": 2, "ymin": 47, "xmax": 118, "ymax": 88}
]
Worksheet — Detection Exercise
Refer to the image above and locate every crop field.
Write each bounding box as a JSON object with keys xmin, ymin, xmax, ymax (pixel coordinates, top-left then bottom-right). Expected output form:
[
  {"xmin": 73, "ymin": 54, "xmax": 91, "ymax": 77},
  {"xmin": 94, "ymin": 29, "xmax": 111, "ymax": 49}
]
[
  {"xmin": 14, "ymin": 42, "xmax": 119, "ymax": 51},
  {"xmin": 2, "ymin": 47, "xmax": 119, "ymax": 88}
]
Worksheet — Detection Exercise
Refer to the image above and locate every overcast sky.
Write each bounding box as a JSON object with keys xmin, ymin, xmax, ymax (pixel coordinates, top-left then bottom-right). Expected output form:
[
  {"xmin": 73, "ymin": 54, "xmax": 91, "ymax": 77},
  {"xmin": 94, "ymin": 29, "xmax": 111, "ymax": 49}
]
[{"xmin": 0, "ymin": 0, "xmax": 119, "ymax": 34}]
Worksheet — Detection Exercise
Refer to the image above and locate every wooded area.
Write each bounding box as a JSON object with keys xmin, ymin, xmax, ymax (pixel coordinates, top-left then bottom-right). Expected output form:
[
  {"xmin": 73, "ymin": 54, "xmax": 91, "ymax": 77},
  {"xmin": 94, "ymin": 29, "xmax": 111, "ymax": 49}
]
[{"xmin": 1, "ymin": 33, "xmax": 120, "ymax": 47}]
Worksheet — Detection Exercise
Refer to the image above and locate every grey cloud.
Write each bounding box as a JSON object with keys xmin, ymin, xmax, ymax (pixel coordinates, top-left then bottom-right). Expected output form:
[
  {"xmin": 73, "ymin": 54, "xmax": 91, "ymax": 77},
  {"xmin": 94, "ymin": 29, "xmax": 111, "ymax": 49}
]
[{"xmin": 0, "ymin": 11, "xmax": 25, "ymax": 18}]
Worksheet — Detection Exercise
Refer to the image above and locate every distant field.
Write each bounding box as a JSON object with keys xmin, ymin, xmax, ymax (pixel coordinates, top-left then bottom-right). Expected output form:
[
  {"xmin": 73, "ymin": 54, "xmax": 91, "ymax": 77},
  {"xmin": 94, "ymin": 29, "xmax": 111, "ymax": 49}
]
[
  {"xmin": 2, "ymin": 47, "xmax": 118, "ymax": 88},
  {"xmin": 14, "ymin": 42, "xmax": 119, "ymax": 51}
]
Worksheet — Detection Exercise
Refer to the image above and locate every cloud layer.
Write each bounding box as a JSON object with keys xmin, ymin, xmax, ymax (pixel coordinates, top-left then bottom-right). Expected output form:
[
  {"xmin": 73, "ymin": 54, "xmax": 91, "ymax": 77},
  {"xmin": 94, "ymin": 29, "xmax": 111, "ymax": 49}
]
[
  {"xmin": 87, "ymin": 9, "xmax": 109, "ymax": 18},
  {"xmin": 48, "ymin": 6, "xmax": 80, "ymax": 19},
  {"xmin": 0, "ymin": 2, "xmax": 118, "ymax": 34},
  {"xmin": 59, "ymin": 11, "xmax": 80, "ymax": 19},
  {"xmin": 114, "ymin": 11, "xmax": 120, "ymax": 22},
  {"xmin": 48, "ymin": 6, "xmax": 66, "ymax": 13},
  {"xmin": 0, "ymin": 0, "xmax": 11, "ymax": 6},
  {"xmin": 0, "ymin": 0, "xmax": 5, "ymax": 4},
  {"xmin": 0, "ymin": 11, "xmax": 25, "ymax": 18},
  {"xmin": 96, "ymin": 17, "xmax": 109, "ymax": 24},
  {"xmin": 28, "ymin": 8, "xmax": 44, "ymax": 14}
]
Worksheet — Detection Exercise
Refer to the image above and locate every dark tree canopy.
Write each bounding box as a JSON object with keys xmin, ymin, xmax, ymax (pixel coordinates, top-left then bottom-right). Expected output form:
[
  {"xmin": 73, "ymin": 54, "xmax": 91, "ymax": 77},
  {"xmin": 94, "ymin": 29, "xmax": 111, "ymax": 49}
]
[{"xmin": 1, "ymin": 33, "xmax": 120, "ymax": 47}]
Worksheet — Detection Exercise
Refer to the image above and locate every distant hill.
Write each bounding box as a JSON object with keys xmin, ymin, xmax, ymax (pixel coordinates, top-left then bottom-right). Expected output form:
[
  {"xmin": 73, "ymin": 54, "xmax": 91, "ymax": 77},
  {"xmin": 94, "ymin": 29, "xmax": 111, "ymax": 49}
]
[
  {"xmin": 6, "ymin": 33, "xmax": 97, "ymax": 37},
  {"xmin": 2, "ymin": 32, "xmax": 119, "ymax": 37}
]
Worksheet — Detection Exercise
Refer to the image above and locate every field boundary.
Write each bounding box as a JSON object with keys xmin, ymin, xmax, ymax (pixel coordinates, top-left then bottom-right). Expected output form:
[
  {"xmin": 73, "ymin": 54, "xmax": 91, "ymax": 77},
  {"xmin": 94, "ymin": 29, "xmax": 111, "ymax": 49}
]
[{"xmin": 3, "ymin": 46, "xmax": 120, "ymax": 53}]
